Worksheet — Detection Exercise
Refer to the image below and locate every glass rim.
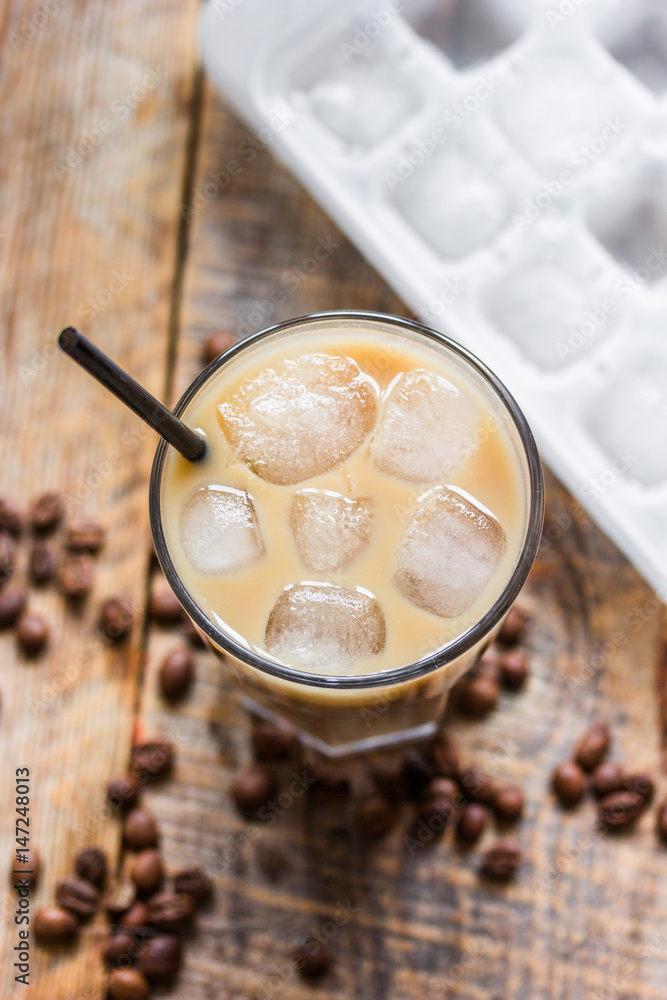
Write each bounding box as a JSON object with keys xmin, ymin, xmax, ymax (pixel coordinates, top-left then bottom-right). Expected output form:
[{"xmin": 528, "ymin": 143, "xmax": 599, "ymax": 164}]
[{"xmin": 149, "ymin": 310, "xmax": 545, "ymax": 690}]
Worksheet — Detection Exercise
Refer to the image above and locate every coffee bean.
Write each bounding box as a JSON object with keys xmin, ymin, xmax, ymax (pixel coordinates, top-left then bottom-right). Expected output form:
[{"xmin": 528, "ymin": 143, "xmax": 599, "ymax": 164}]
[
  {"xmin": 481, "ymin": 839, "xmax": 521, "ymax": 880},
  {"xmin": 415, "ymin": 794, "xmax": 455, "ymax": 832},
  {"xmin": 141, "ymin": 934, "xmax": 182, "ymax": 984},
  {"xmin": 460, "ymin": 768, "xmax": 495, "ymax": 804},
  {"xmin": 172, "ymin": 867, "xmax": 213, "ymax": 904},
  {"xmin": 131, "ymin": 850, "xmax": 165, "ymax": 895},
  {"xmin": 120, "ymin": 902, "xmax": 150, "ymax": 930},
  {"xmin": 75, "ymin": 847, "xmax": 108, "ymax": 888},
  {"xmin": 458, "ymin": 675, "xmax": 499, "ymax": 719},
  {"xmin": 58, "ymin": 551, "xmax": 94, "ymax": 599},
  {"xmin": 66, "ymin": 519, "xmax": 105, "ymax": 552},
  {"xmin": 103, "ymin": 931, "xmax": 138, "ymax": 968},
  {"xmin": 149, "ymin": 587, "xmax": 184, "ymax": 625},
  {"xmin": 124, "ymin": 809, "xmax": 160, "ymax": 850},
  {"xmin": 100, "ymin": 596, "xmax": 133, "ymax": 641},
  {"xmin": 107, "ymin": 776, "xmax": 140, "ymax": 812},
  {"xmin": 497, "ymin": 606, "xmax": 527, "ymax": 646},
  {"xmin": 493, "ymin": 785, "xmax": 525, "ymax": 824},
  {"xmin": 0, "ymin": 531, "xmax": 16, "ymax": 583},
  {"xmin": 105, "ymin": 877, "xmax": 137, "ymax": 918},
  {"xmin": 254, "ymin": 844, "xmax": 290, "ymax": 882},
  {"xmin": 456, "ymin": 803, "xmax": 489, "ymax": 845},
  {"xmin": 656, "ymin": 799, "xmax": 667, "ymax": 843},
  {"xmin": 356, "ymin": 797, "xmax": 397, "ymax": 838},
  {"xmin": 552, "ymin": 761, "xmax": 586, "ymax": 808},
  {"xmin": 624, "ymin": 772, "xmax": 654, "ymax": 805},
  {"xmin": 574, "ymin": 722, "xmax": 610, "ymax": 771},
  {"xmin": 426, "ymin": 731, "xmax": 460, "ymax": 779},
  {"xmin": 31, "ymin": 493, "xmax": 64, "ymax": 533},
  {"xmin": 107, "ymin": 968, "xmax": 150, "ymax": 1000},
  {"xmin": 202, "ymin": 331, "xmax": 235, "ymax": 365},
  {"xmin": 591, "ymin": 761, "xmax": 625, "ymax": 799},
  {"xmin": 308, "ymin": 767, "xmax": 351, "ymax": 805},
  {"xmin": 401, "ymin": 748, "xmax": 436, "ymax": 799},
  {"xmin": 251, "ymin": 722, "xmax": 295, "ymax": 761},
  {"xmin": 0, "ymin": 498, "xmax": 22, "ymax": 536},
  {"xmin": 371, "ymin": 756, "xmax": 409, "ymax": 803},
  {"xmin": 159, "ymin": 647, "xmax": 195, "ymax": 702},
  {"xmin": 293, "ymin": 940, "xmax": 332, "ymax": 980},
  {"xmin": 16, "ymin": 613, "xmax": 49, "ymax": 656},
  {"xmin": 229, "ymin": 767, "xmax": 278, "ymax": 818},
  {"xmin": 498, "ymin": 649, "xmax": 529, "ymax": 691},
  {"xmin": 11, "ymin": 847, "xmax": 40, "ymax": 887},
  {"xmin": 28, "ymin": 541, "xmax": 57, "ymax": 585},
  {"xmin": 598, "ymin": 790, "xmax": 645, "ymax": 830},
  {"xmin": 34, "ymin": 904, "xmax": 78, "ymax": 942},
  {"xmin": 56, "ymin": 876, "xmax": 100, "ymax": 919},
  {"xmin": 422, "ymin": 776, "xmax": 458, "ymax": 802},
  {"xmin": 0, "ymin": 588, "xmax": 26, "ymax": 628},
  {"xmin": 146, "ymin": 891, "xmax": 195, "ymax": 933},
  {"xmin": 130, "ymin": 741, "xmax": 174, "ymax": 781}
]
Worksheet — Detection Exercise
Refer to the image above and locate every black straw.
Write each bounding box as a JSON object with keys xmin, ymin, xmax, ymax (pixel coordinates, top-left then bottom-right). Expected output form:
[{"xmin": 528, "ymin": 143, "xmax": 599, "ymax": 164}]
[{"xmin": 58, "ymin": 327, "xmax": 206, "ymax": 462}]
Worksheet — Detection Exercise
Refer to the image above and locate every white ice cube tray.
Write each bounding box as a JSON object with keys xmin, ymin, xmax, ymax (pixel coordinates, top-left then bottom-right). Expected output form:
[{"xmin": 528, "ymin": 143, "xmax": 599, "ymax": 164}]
[{"xmin": 200, "ymin": 0, "xmax": 667, "ymax": 596}]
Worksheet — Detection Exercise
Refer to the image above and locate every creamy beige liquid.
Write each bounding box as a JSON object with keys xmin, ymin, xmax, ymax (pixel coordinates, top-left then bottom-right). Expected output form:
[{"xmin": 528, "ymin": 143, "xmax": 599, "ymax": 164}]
[{"xmin": 161, "ymin": 324, "xmax": 526, "ymax": 677}]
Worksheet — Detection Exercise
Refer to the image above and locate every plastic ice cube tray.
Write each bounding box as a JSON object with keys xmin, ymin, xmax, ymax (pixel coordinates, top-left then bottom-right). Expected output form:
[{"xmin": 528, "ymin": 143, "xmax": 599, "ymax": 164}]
[{"xmin": 200, "ymin": 0, "xmax": 667, "ymax": 596}]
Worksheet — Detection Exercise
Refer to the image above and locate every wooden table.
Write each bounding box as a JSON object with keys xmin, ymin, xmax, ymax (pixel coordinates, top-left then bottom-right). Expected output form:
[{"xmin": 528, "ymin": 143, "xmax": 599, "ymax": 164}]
[{"xmin": 1, "ymin": 2, "xmax": 666, "ymax": 997}]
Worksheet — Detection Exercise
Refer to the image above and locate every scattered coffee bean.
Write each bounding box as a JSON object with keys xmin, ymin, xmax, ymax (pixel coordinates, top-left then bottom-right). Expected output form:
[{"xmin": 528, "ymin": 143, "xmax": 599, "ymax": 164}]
[
  {"xmin": 656, "ymin": 800, "xmax": 667, "ymax": 844},
  {"xmin": 497, "ymin": 606, "xmax": 527, "ymax": 646},
  {"xmin": 458, "ymin": 675, "xmax": 500, "ymax": 719},
  {"xmin": 0, "ymin": 498, "xmax": 22, "ymax": 536},
  {"xmin": 415, "ymin": 793, "xmax": 455, "ymax": 832},
  {"xmin": 107, "ymin": 968, "xmax": 150, "ymax": 1000},
  {"xmin": 481, "ymin": 839, "xmax": 522, "ymax": 880},
  {"xmin": 591, "ymin": 761, "xmax": 625, "ymax": 799},
  {"xmin": 16, "ymin": 612, "xmax": 49, "ymax": 656},
  {"xmin": 426, "ymin": 731, "xmax": 460, "ymax": 779},
  {"xmin": 11, "ymin": 847, "xmax": 40, "ymax": 887},
  {"xmin": 141, "ymin": 934, "xmax": 183, "ymax": 984},
  {"xmin": 552, "ymin": 761, "xmax": 586, "ymax": 808},
  {"xmin": 100, "ymin": 596, "xmax": 133, "ymax": 641},
  {"xmin": 498, "ymin": 649, "xmax": 529, "ymax": 691},
  {"xmin": 251, "ymin": 722, "xmax": 295, "ymax": 761},
  {"xmin": 456, "ymin": 803, "xmax": 489, "ymax": 846},
  {"xmin": 229, "ymin": 767, "xmax": 278, "ymax": 818},
  {"xmin": 624, "ymin": 772, "xmax": 654, "ymax": 805},
  {"xmin": 422, "ymin": 777, "xmax": 458, "ymax": 802},
  {"xmin": 254, "ymin": 844, "xmax": 290, "ymax": 882},
  {"xmin": 493, "ymin": 785, "xmax": 525, "ymax": 824},
  {"xmin": 124, "ymin": 809, "xmax": 160, "ymax": 850},
  {"xmin": 308, "ymin": 767, "xmax": 351, "ymax": 805},
  {"xmin": 131, "ymin": 850, "xmax": 165, "ymax": 895},
  {"xmin": 66, "ymin": 519, "xmax": 105, "ymax": 552},
  {"xmin": 149, "ymin": 587, "xmax": 184, "ymax": 625},
  {"xmin": 58, "ymin": 551, "xmax": 94, "ymax": 599},
  {"xmin": 401, "ymin": 748, "xmax": 436, "ymax": 799},
  {"xmin": 460, "ymin": 767, "xmax": 495, "ymax": 804},
  {"xmin": 293, "ymin": 940, "xmax": 332, "ymax": 980},
  {"xmin": 356, "ymin": 797, "xmax": 397, "ymax": 838},
  {"xmin": 574, "ymin": 722, "xmax": 610, "ymax": 772},
  {"xmin": 120, "ymin": 902, "xmax": 150, "ymax": 930},
  {"xmin": 202, "ymin": 331, "xmax": 235, "ymax": 365},
  {"xmin": 31, "ymin": 493, "xmax": 64, "ymax": 532},
  {"xmin": 598, "ymin": 790, "xmax": 645, "ymax": 831},
  {"xmin": 105, "ymin": 877, "xmax": 137, "ymax": 918},
  {"xmin": 130, "ymin": 740, "xmax": 174, "ymax": 781},
  {"xmin": 0, "ymin": 531, "xmax": 16, "ymax": 582},
  {"xmin": 371, "ymin": 756, "xmax": 409, "ymax": 802},
  {"xmin": 146, "ymin": 891, "xmax": 195, "ymax": 933},
  {"xmin": 28, "ymin": 540, "xmax": 56, "ymax": 585},
  {"xmin": 103, "ymin": 931, "xmax": 138, "ymax": 968},
  {"xmin": 34, "ymin": 904, "xmax": 78, "ymax": 942},
  {"xmin": 75, "ymin": 846, "xmax": 108, "ymax": 888},
  {"xmin": 107, "ymin": 775, "xmax": 140, "ymax": 812},
  {"xmin": 0, "ymin": 588, "xmax": 26, "ymax": 628},
  {"xmin": 159, "ymin": 646, "xmax": 195, "ymax": 702},
  {"xmin": 172, "ymin": 867, "xmax": 213, "ymax": 904},
  {"xmin": 56, "ymin": 875, "xmax": 100, "ymax": 919}
]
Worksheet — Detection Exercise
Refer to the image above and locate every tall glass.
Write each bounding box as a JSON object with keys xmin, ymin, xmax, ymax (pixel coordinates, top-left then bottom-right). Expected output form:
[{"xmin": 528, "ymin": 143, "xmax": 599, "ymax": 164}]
[{"xmin": 150, "ymin": 312, "xmax": 544, "ymax": 758}]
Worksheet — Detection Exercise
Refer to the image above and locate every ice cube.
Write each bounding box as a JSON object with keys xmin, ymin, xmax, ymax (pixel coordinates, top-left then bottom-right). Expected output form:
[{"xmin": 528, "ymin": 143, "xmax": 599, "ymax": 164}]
[
  {"xmin": 179, "ymin": 486, "xmax": 264, "ymax": 575},
  {"xmin": 218, "ymin": 354, "xmax": 377, "ymax": 485},
  {"xmin": 290, "ymin": 491, "xmax": 374, "ymax": 573},
  {"xmin": 395, "ymin": 487, "xmax": 506, "ymax": 618},
  {"xmin": 371, "ymin": 369, "xmax": 480, "ymax": 482},
  {"xmin": 393, "ymin": 147, "xmax": 511, "ymax": 260},
  {"xmin": 265, "ymin": 584, "xmax": 386, "ymax": 669}
]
